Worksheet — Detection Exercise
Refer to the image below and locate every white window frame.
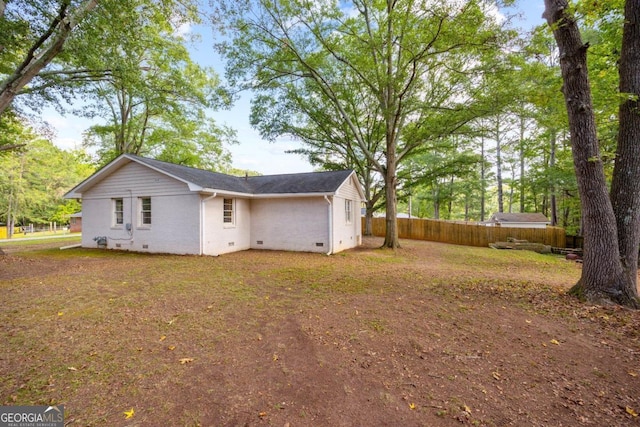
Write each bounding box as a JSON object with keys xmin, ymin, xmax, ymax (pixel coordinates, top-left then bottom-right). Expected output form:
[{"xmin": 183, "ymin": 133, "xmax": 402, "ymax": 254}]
[
  {"xmin": 113, "ymin": 198, "xmax": 124, "ymax": 227},
  {"xmin": 139, "ymin": 197, "xmax": 151, "ymax": 227},
  {"xmin": 345, "ymin": 199, "xmax": 353, "ymax": 224},
  {"xmin": 223, "ymin": 198, "xmax": 235, "ymax": 226}
]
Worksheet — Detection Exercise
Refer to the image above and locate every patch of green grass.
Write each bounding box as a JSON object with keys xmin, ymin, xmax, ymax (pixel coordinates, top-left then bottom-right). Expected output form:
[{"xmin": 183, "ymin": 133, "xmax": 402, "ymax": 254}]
[
  {"xmin": 366, "ymin": 318, "xmax": 387, "ymax": 333},
  {"xmin": 1, "ymin": 235, "xmax": 81, "ymax": 247}
]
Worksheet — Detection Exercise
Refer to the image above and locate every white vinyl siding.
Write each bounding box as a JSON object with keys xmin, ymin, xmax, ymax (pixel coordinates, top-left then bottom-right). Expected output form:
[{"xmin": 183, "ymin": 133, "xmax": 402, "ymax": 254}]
[{"xmin": 81, "ymin": 162, "xmax": 188, "ymax": 199}]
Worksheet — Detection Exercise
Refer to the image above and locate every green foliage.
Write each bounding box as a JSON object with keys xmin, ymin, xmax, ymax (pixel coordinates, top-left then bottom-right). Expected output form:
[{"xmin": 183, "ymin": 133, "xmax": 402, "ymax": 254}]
[
  {"xmin": 62, "ymin": 0, "xmax": 234, "ymax": 167},
  {"xmin": 216, "ymin": 0, "xmax": 514, "ymax": 241},
  {"xmin": 1, "ymin": 0, "xmax": 234, "ymax": 171},
  {"xmin": 0, "ymin": 123, "xmax": 94, "ymax": 226},
  {"xmin": 0, "ymin": 110, "xmax": 28, "ymax": 152}
]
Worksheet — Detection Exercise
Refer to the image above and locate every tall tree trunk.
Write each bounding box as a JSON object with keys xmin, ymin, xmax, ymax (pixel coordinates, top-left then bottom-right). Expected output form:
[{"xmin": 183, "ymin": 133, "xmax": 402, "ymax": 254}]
[
  {"xmin": 382, "ymin": 130, "xmax": 399, "ymax": 247},
  {"xmin": 364, "ymin": 202, "xmax": 374, "ymax": 237},
  {"xmin": 544, "ymin": 0, "xmax": 638, "ymax": 307},
  {"xmin": 480, "ymin": 135, "xmax": 486, "ymax": 221},
  {"xmin": 610, "ymin": 0, "xmax": 640, "ymax": 294},
  {"xmin": 508, "ymin": 168, "xmax": 515, "ymax": 213},
  {"xmin": 519, "ymin": 115, "xmax": 526, "ymax": 213},
  {"xmin": 495, "ymin": 117, "xmax": 504, "ymax": 213},
  {"xmin": 432, "ymin": 185, "xmax": 440, "ymax": 220},
  {"xmin": 464, "ymin": 192, "xmax": 470, "ymax": 221},
  {"xmin": 381, "ymin": 0, "xmax": 399, "ymax": 249},
  {"xmin": 362, "ymin": 171, "xmax": 378, "ymax": 237},
  {"xmin": 383, "ymin": 164, "xmax": 399, "ymax": 248},
  {"xmin": 549, "ymin": 131, "xmax": 558, "ymax": 225}
]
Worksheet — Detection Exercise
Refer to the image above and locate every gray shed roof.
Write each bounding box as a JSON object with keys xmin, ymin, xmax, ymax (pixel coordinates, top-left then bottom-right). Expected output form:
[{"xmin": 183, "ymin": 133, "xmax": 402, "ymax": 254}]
[
  {"xmin": 65, "ymin": 154, "xmax": 358, "ymax": 198},
  {"xmin": 490, "ymin": 212, "xmax": 550, "ymax": 223}
]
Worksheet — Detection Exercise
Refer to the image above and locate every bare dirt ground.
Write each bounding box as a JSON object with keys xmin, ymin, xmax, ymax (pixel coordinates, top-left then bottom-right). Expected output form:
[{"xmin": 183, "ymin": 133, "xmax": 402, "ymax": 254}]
[{"xmin": 1, "ymin": 237, "xmax": 639, "ymax": 426}]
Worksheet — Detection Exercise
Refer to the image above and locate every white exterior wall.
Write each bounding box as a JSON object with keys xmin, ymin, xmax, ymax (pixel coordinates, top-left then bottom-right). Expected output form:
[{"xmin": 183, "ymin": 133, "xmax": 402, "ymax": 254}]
[
  {"xmin": 202, "ymin": 197, "xmax": 251, "ymax": 256},
  {"xmin": 250, "ymin": 197, "xmax": 329, "ymax": 253},
  {"xmin": 80, "ymin": 162, "xmax": 201, "ymax": 254},
  {"xmin": 77, "ymin": 161, "xmax": 365, "ymax": 256},
  {"xmin": 332, "ymin": 175, "xmax": 363, "ymax": 253}
]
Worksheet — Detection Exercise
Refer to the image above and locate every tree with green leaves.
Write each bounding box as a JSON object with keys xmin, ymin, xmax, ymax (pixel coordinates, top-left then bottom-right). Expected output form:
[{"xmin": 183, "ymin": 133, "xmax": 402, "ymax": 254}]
[
  {"xmin": 253, "ymin": 73, "xmax": 386, "ymax": 234},
  {"xmin": 400, "ymin": 136, "xmax": 481, "ymax": 220},
  {"xmin": 0, "ymin": 110, "xmax": 27, "ymax": 151},
  {"xmin": 69, "ymin": 1, "xmax": 235, "ymax": 169},
  {"xmin": 216, "ymin": 0, "xmax": 511, "ymax": 248},
  {"xmin": 0, "ymin": 131, "xmax": 93, "ymax": 237},
  {"xmin": 544, "ymin": 0, "xmax": 639, "ymax": 307},
  {"xmin": 1, "ymin": 0, "xmax": 235, "ymax": 169},
  {"xmin": 0, "ymin": 0, "xmax": 100, "ymax": 115}
]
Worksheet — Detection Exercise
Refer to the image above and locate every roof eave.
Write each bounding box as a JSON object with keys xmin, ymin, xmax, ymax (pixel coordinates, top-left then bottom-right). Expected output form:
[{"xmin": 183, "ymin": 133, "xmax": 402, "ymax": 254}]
[{"xmin": 251, "ymin": 192, "xmax": 335, "ymax": 199}]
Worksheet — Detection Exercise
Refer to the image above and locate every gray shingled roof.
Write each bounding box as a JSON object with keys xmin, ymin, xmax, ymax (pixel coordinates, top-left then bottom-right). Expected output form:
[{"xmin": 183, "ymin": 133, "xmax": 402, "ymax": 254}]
[
  {"xmin": 133, "ymin": 156, "xmax": 254, "ymax": 193},
  {"xmin": 132, "ymin": 155, "xmax": 353, "ymax": 195},
  {"xmin": 490, "ymin": 213, "xmax": 550, "ymax": 223}
]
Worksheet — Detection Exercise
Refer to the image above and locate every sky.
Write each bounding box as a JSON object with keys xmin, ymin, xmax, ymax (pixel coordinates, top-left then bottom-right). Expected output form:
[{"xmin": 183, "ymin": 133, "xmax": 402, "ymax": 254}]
[{"xmin": 43, "ymin": 0, "xmax": 547, "ymax": 176}]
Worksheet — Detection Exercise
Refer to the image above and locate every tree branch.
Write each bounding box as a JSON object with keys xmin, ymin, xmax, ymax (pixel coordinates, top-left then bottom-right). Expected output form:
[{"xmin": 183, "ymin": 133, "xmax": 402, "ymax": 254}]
[{"xmin": 0, "ymin": 0, "xmax": 99, "ymax": 115}]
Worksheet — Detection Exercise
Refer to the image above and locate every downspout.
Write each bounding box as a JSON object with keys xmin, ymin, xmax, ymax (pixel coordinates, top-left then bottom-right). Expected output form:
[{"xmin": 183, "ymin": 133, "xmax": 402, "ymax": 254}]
[
  {"xmin": 324, "ymin": 195, "xmax": 333, "ymax": 255},
  {"xmin": 200, "ymin": 193, "xmax": 217, "ymax": 255}
]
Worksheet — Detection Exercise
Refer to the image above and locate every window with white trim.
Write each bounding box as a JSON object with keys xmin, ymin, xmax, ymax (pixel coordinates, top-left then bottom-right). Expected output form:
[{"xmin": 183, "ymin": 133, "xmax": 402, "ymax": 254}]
[
  {"xmin": 345, "ymin": 199, "xmax": 353, "ymax": 224},
  {"xmin": 113, "ymin": 198, "xmax": 124, "ymax": 226},
  {"xmin": 223, "ymin": 198, "xmax": 234, "ymax": 225},
  {"xmin": 140, "ymin": 197, "xmax": 151, "ymax": 226}
]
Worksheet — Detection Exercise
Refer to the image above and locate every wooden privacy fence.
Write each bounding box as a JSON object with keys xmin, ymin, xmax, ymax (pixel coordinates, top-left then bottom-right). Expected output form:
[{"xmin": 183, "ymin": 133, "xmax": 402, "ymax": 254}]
[{"xmin": 363, "ymin": 217, "xmax": 566, "ymax": 248}]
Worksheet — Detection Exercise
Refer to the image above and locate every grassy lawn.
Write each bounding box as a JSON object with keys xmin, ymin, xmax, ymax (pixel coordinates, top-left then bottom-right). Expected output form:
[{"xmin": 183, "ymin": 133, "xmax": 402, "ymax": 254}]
[{"xmin": 1, "ymin": 237, "xmax": 639, "ymax": 426}]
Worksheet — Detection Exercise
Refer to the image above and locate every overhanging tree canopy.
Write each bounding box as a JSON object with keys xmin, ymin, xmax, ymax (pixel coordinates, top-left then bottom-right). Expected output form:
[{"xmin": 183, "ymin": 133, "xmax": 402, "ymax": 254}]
[{"xmin": 216, "ymin": 0, "xmax": 512, "ymax": 248}]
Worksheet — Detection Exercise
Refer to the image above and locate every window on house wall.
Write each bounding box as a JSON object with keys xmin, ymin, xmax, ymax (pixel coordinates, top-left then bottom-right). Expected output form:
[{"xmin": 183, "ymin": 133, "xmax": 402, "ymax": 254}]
[
  {"xmin": 140, "ymin": 197, "xmax": 151, "ymax": 226},
  {"xmin": 113, "ymin": 198, "xmax": 124, "ymax": 226},
  {"xmin": 345, "ymin": 199, "xmax": 353, "ymax": 224},
  {"xmin": 223, "ymin": 198, "xmax": 234, "ymax": 225}
]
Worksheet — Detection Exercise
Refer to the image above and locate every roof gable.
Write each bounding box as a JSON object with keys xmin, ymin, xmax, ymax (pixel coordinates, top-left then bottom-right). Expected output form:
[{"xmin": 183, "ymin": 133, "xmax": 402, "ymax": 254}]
[{"xmin": 65, "ymin": 154, "xmax": 358, "ymax": 198}]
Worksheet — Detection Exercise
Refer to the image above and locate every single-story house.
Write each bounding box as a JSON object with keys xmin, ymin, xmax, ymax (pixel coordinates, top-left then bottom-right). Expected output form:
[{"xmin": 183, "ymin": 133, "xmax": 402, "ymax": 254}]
[
  {"xmin": 69, "ymin": 212, "xmax": 82, "ymax": 233},
  {"xmin": 64, "ymin": 154, "xmax": 364, "ymax": 256},
  {"xmin": 484, "ymin": 212, "xmax": 551, "ymax": 229}
]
